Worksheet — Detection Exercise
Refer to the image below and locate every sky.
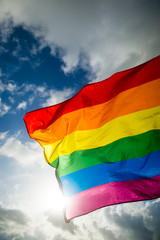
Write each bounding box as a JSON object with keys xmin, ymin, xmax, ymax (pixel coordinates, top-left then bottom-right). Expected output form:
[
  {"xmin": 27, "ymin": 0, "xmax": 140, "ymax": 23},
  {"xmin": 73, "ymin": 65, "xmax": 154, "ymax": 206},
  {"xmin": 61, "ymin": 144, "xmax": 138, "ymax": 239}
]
[{"xmin": 0, "ymin": 0, "xmax": 160, "ymax": 239}]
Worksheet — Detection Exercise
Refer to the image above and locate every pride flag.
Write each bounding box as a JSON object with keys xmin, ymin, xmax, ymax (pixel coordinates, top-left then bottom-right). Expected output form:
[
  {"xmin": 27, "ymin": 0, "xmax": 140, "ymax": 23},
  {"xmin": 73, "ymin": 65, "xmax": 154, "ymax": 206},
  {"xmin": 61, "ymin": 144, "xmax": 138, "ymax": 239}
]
[{"xmin": 24, "ymin": 55, "xmax": 160, "ymax": 221}]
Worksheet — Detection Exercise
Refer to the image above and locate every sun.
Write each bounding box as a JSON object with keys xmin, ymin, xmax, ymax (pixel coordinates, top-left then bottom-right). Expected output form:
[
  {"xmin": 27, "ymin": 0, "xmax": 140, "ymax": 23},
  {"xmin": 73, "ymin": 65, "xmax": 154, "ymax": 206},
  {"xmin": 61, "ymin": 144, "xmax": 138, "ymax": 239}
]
[
  {"xmin": 25, "ymin": 173, "xmax": 68, "ymax": 215},
  {"xmin": 35, "ymin": 184, "xmax": 67, "ymax": 213}
]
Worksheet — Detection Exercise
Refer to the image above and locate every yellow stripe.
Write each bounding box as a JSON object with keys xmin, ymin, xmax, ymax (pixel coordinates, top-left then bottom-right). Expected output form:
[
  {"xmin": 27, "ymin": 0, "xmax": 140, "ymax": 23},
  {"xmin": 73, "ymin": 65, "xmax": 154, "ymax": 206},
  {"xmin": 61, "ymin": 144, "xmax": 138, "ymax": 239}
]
[
  {"xmin": 42, "ymin": 106, "xmax": 160, "ymax": 163},
  {"xmin": 31, "ymin": 78, "xmax": 160, "ymax": 144}
]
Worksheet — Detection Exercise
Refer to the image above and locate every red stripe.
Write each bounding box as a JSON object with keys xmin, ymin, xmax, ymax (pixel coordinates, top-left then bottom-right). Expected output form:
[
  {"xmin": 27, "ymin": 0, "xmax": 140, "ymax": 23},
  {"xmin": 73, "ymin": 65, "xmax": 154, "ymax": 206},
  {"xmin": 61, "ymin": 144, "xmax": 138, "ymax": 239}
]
[
  {"xmin": 24, "ymin": 55, "xmax": 160, "ymax": 134},
  {"xmin": 65, "ymin": 175, "xmax": 160, "ymax": 220}
]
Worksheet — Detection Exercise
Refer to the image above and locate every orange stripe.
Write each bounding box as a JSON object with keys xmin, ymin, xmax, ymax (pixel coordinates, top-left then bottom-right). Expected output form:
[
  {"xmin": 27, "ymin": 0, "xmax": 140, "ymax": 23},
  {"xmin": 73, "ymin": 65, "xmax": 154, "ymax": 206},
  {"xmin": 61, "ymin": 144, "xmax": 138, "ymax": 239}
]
[{"xmin": 30, "ymin": 78, "xmax": 160, "ymax": 145}]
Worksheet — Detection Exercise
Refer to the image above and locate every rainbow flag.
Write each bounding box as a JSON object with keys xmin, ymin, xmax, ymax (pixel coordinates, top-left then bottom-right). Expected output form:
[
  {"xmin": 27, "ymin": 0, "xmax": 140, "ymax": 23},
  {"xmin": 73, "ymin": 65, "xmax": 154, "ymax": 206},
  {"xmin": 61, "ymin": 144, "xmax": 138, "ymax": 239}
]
[{"xmin": 24, "ymin": 55, "xmax": 160, "ymax": 221}]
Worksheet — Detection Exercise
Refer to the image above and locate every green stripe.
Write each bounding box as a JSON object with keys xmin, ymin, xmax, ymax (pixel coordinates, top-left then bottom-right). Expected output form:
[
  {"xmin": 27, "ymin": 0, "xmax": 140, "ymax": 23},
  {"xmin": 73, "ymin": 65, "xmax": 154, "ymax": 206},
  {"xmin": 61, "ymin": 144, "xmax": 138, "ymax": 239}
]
[{"xmin": 50, "ymin": 130, "xmax": 160, "ymax": 177}]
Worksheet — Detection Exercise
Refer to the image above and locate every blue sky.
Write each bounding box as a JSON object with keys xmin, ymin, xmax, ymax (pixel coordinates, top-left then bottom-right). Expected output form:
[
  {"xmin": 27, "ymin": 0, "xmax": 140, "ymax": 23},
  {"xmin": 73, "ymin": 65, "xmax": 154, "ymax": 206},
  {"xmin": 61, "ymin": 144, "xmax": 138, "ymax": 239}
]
[{"xmin": 0, "ymin": 1, "xmax": 160, "ymax": 240}]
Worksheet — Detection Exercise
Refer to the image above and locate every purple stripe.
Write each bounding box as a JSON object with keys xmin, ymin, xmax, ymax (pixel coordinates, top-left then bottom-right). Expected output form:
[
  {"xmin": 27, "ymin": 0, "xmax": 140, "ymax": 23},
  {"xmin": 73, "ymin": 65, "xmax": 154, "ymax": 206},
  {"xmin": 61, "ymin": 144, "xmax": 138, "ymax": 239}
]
[{"xmin": 65, "ymin": 175, "xmax": 160, "ymax": 220}]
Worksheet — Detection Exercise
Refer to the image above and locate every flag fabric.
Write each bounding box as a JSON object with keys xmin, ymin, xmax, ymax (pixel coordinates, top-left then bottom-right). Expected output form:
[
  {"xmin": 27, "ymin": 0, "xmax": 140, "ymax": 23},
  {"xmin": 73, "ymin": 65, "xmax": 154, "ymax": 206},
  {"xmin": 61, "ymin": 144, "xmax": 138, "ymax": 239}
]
[{"xmin": 24, "ymin": 55, "xmax": 160, "ymax": 221}]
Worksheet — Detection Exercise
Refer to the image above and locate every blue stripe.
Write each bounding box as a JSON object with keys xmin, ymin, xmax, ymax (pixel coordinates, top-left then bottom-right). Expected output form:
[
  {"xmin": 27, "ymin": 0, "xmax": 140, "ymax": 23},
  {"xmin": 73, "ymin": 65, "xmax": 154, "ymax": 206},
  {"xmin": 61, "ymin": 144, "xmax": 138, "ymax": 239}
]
[{"xmin": 60, "ymin": 151, "xmax": 160, "ymax": 196}]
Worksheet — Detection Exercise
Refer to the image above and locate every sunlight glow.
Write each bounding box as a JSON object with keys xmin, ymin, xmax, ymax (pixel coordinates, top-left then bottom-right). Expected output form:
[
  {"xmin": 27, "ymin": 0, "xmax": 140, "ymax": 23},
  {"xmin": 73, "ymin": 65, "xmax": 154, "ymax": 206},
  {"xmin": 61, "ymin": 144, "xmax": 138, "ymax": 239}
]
[{"xmin": 27, "ymin": 175, "xmax": 67, "ymax": 214}]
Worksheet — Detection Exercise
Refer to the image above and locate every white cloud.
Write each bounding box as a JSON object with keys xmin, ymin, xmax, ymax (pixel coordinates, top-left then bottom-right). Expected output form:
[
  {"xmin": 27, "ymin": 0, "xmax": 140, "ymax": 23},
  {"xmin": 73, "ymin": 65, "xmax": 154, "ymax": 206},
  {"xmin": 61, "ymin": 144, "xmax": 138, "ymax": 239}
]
[
  {"xmin": 0, "ymin": 79, "xmax": 75, "ymax": 115},
  {"xmin": 0, "ymin": 97, "xmax": 10, "ymax": 116},
  {"xmin": 0, "ymin": 135, "xmax": 43, "ymax": 166},
  {"xmin": 0, "ymin": 199, "xmax": 160, "ymax": 240},
  {"xmin": 0, "ymin": 204, "xmax": 29, "ymax": 225},
  {"xmin": 36, "ymin": 86, "xmax": 46, "ymax": 93},
  {"xmin": 42, "ymin": 87, "xmax": 75, "ymax": 107},
  {"xmin": 0, "ymin": 80, "xmax": 18, "ymax": 93},
  {"xmin": 0, "ymin": 204, "xmax": 31, "ymax": 239},
  {"xmin": 0, "ymin": 131, "xmax": 8, "ymax": 140},
  {"xmin": 17, "ymin": 101, "xmax": 27, "ymax": 110},
  {"xmin": 46, "ymin": 209, "xmax": 78, "ymax": 234},
  {"xmin": 0, "ymin": 15, "xmax": 14, "ymax": 42},
  {"xmin": 0, "ymin": 0, "xmax": 159, "ymax": 81},
  {"xmin": 6, "ymin": 82, "xmax": 17, "ymax": 92},
  {"xmin": 15, "ymin": 83, "xmax": 75, "ymax": 108},
  {"xmin": 8, "ymin": 96, "xmax": 15, "ymax": 103}
]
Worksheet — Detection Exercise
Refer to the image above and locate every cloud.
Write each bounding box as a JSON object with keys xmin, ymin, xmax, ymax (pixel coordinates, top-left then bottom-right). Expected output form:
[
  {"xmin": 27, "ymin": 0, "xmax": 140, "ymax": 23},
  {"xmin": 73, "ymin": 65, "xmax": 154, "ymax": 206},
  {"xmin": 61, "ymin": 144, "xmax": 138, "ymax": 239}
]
[
  {"xmin": 0, "ymin": 131, "xmax": 8, "ymax": 140},
  {"xmin": 52, "ymin": 234, "xmax": 68, "ymax": 240},
  {"xmin": 95, "ymin": 200, "xmax": 160, "ymax": 240},
  {"xmin": 0, "ymin": 16, "xmax": 14, "ymax": 42},
  {"xmin": 42, "ymin": 87, "xmax": 75, "ymax": 107},
  {"xmin": 0, "ymin": 204, "xmax": 31, "ymax": 240},
  {"xmin": 0, "ymin": 80, "xmax": 31, "ymax": 115},
  {"xmin": 8, "ymin": 96, "xmax": 15, "ymax": 103},
  {"xmin": 0, "ymin": 233, "xmax": 34, "ymax": 240},
  {"xmin": 103, "ymin": 207, "xmax": 152, "ymax": 240},
  {"xmin": 17, "ymin": 101, "xmax": 27, "ymax": 110},
  {"xmin": 0, "ymin": 0, "xmax": 160, "ymax": 81},
  {"xmin": 46, "ymin": 210, "xmax": 78, "ymax": 234},
  {"xmin": 144, "ymin": 200, "xmax": 160, "ymax": 240},
  {"xmin": 0, "ymin": 98, "xmax": 10, "ymax": 116},
  {"xmin": 0, "ymin": 204, "xmax": 51, "ymax": 240},
  {"xmin": 47, "ymin": 200, "xmax": 160, "ymax": 240},
  {"xmin": 0, "ymin": 80, "xmax": 18, "ymax": 93},
  {"xmin": 0, "ymin": 134, "xmax": 43, "ymax": 166},
  {"xmin": 0, "ymin": 204, "xmax": 70, "ymax": 240},
  {"xmin": 0, "ymin": 204, "xmax": 28, "ymax": 225},
  {"xmin": 93, "ymin": 222, "xmax": 117, "ymax": 240},
  {"xmin": 0, "ymin": 77, "xmax": 76, "ymax": 115},
  {"xmin": 6, "ymin": 82, "xmax": 17, "ymax": 92}
]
